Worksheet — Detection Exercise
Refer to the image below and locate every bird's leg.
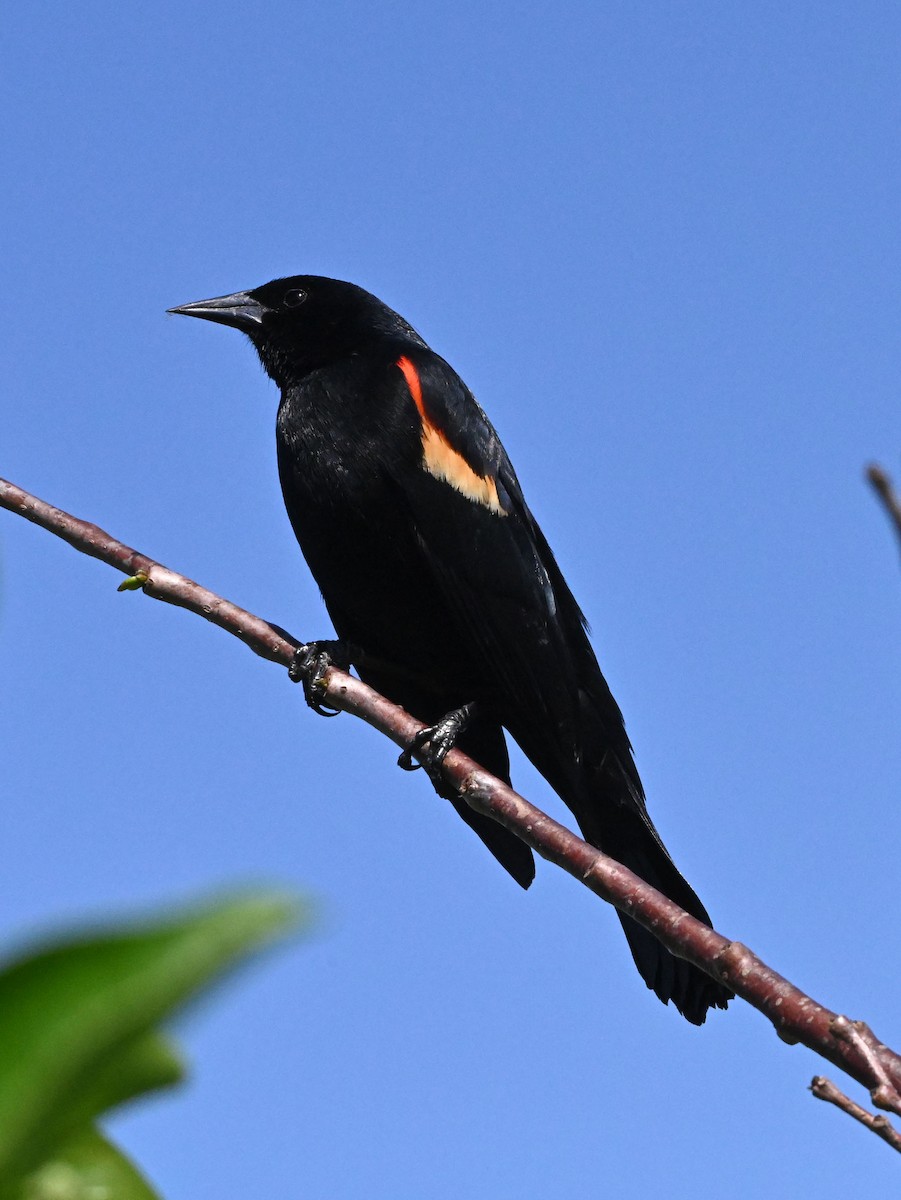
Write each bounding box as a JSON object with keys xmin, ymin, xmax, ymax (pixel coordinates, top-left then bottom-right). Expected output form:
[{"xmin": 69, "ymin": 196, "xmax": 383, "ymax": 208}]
[
  {"xmin": 288, "ymin": 639, "xmax": 358, "ymax": 716},
  {"xmin": 397, "ymin": 703, "xmax": 478, "ymax": 783}
]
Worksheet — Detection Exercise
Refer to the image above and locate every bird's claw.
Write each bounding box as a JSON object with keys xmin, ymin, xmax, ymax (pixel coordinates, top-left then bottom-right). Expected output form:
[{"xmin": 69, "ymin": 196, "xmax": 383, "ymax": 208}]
[
  {"xmin": 288, "ymin": 640, "xmax": 354, "ymax": 716},
  {"xmin": 397, "ymin": 703, "xmax": 477, "ymax": 774}
]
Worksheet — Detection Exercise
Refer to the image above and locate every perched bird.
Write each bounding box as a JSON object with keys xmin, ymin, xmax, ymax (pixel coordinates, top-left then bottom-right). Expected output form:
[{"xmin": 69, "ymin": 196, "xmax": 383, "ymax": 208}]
[{"xmin": 169, "ymin": 276, "xmax": 731, "ymax": 1023}]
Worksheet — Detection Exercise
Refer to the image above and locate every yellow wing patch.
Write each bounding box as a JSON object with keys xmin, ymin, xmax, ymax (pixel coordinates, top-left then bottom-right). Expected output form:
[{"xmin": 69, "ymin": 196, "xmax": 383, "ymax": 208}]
[{"xmin": 397, "ymin": 356, "xmax": 506, "ymax": 516}]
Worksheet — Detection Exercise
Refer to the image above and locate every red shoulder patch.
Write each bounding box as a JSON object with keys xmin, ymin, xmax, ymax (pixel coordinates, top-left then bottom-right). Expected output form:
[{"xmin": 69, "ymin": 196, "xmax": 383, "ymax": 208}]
[
  {"xmin": 397, "ymin": 355, "xmax": 427, "ymax": 420},
  {"xmin": 396, "ymin": 356, "xmax": 506, "ymax": 515}
]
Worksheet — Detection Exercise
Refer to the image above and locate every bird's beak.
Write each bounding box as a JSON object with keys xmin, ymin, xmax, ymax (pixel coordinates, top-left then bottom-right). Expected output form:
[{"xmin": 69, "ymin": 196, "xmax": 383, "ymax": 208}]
[{"xmin": 167, "ymin": 290, "xmax": 265, "ymax": 332}]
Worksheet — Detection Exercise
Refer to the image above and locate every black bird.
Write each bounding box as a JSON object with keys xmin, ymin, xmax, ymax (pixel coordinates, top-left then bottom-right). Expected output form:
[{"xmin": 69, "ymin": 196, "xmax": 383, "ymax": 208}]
[{"xmin": 169, "ymin": 276, "xmax": 731, "ymax": 1024}]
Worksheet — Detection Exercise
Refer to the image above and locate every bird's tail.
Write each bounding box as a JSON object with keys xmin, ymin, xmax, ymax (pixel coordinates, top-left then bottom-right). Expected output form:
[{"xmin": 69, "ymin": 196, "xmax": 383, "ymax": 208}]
[{"xmin": 585, "ymin": 802, "xmax": 732, "ymax": 1025}]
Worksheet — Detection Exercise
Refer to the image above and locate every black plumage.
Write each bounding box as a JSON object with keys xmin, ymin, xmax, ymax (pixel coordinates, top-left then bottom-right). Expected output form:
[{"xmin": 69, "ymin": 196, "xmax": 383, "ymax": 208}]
[{"xmin": 169, "ymin": 275, "xmax": 731, "ymax": 1024}]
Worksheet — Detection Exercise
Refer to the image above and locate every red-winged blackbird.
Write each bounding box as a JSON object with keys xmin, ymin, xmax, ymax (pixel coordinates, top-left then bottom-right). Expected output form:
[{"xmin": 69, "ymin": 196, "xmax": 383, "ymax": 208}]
[{"xmin": 170, "ymin": 276, "xmax": 731, "ymax": 1024}]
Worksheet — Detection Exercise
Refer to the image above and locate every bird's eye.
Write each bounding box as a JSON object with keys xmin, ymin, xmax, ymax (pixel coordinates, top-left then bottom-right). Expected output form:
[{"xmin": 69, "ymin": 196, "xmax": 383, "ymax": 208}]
[{"xmin": 283, "ymin": 288, "xmax": 307, "ymax": 308}]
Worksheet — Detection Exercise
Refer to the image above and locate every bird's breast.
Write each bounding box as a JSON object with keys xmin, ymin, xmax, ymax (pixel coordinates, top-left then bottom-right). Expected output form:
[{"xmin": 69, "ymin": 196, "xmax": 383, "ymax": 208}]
[{"xmin": 274, "ymin": 381, "xmax": 472, "ymax": 680}]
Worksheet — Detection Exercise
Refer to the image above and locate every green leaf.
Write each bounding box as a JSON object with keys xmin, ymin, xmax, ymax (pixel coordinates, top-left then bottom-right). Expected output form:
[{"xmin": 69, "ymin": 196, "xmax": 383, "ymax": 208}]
[
  {"xmin": 17, "ymin": 1126, "xmax": 160, "ymax": 1200},
  {"xmin": 55, "ymin": 1030, "xmax": 185, "ymax": 1139},
  {"xmin": 116, "ymin": 572, "xmax": 148, "ymax": 592},
  {"xmin": 0, "ymin": 891, "xmax": 305, "ymax": 1186}
]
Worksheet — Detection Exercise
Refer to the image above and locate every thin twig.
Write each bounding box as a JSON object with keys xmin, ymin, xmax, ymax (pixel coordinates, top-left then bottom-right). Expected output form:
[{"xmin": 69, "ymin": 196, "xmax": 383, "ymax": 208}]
[
  {"xmin": 2, "ymin": 475, "xmax": 901, "ymax": 1124},
  {"xmin": 811, "ymin": 1076, "xmax": 901, "ymax": 1154},
  {"xmin": 867, "ymin": 464, "xmax": 901, "ymax": 556}
]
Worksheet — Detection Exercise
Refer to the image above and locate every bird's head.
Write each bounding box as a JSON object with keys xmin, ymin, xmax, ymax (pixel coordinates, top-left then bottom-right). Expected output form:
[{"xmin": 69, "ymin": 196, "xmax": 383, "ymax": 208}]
[{"xmin": 168, "ymin": 275, "xmax": 424, "ymax": 387}]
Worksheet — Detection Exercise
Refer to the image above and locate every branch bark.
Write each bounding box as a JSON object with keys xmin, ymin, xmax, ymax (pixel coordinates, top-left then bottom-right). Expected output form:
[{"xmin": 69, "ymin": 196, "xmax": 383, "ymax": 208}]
[{"xmin": 3, "ymin": 474, "xmax": 900, "ymax": 1134}]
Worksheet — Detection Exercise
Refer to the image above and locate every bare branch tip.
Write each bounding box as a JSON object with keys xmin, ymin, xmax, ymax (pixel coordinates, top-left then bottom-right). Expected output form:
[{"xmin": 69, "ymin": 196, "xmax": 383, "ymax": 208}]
[
  {"xmin": 810, "ymin": 1073, "xmax": 901, "ymax": 1154},
  {"xmin": 865, "ymin": 461, "xmax": 901, "ymax": 553}
]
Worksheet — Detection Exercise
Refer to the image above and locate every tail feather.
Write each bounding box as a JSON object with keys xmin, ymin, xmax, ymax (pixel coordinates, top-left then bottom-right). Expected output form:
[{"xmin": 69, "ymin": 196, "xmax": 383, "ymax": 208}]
[
  {"xmin": 599, "ymin": 815, "xmax": 732, "ymax": 1024},
  {"xmin": 449, "ymin": 794, "xmax": 536, "ymax": 888},
  {"xmin": 451, "ymin": 714, "xmax": 536, "ymax": 890}
]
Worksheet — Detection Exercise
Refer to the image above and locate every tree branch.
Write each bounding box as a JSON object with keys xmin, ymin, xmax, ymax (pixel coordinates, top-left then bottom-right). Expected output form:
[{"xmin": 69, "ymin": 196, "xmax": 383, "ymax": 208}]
[
  {"xmin": 867, "ymin": 463, "xmax": 901, "ymax": 557},
  {"xmin": 811, "ymin": 1076, "xmax": 901, "ymax": 1154},
  {"xmin": 3, "ymin": 474, "xmax": 901, "ymax": 1136}
]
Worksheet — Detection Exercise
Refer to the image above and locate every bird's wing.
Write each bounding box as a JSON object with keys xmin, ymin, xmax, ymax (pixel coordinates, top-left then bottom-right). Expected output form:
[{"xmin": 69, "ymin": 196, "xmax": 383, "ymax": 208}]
[
  {"xmin": 388, "ymin": 351, "xmax": 734, "ymax": 1022},
  {"xmin": 387, "ymin": 349, "xmax": 642, "ymax": 811}
]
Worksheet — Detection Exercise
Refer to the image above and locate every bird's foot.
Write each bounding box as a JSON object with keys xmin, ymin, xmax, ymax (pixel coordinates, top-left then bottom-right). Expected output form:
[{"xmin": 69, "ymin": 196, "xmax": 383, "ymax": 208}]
[
  {"xmin": 397, "ymin": 702, "xmax": 477, "ymax": 777},
  {"xmin": 288, "ymin": 639, "xmax": 356, "ymax": 716}
]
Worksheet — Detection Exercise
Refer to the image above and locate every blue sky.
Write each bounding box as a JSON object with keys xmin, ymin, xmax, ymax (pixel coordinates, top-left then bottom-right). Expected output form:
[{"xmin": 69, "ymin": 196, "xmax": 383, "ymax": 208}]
[{"xmin": 2, "ymin": 2, "xmax": 900, "ymax": 1195}]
